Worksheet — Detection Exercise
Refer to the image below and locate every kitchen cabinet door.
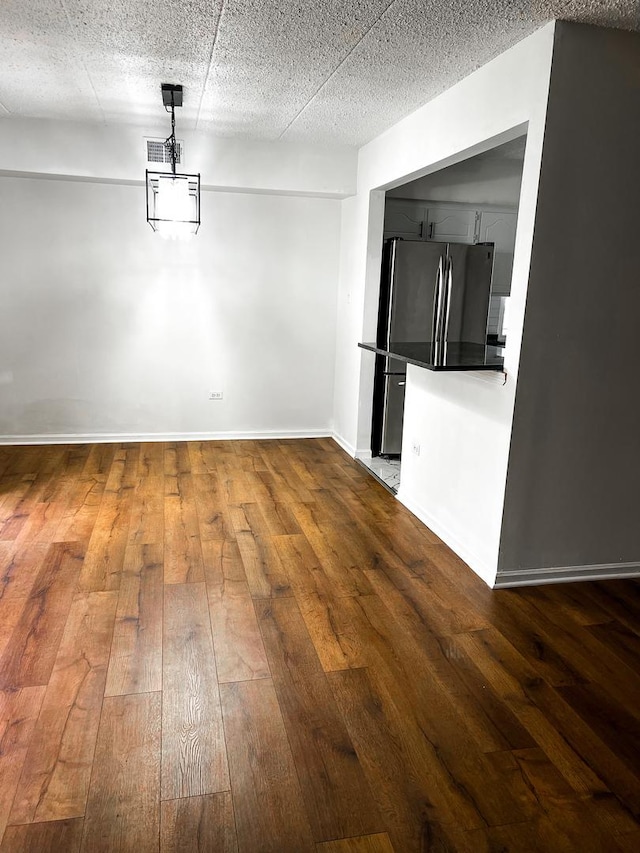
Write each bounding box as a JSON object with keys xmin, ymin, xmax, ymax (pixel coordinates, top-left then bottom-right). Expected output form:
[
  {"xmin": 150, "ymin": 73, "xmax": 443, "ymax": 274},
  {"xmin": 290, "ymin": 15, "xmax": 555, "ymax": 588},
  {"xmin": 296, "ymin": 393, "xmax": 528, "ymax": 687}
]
[
  {"xmin": 383, "ymin": 199, "xmax": 426, "ymax": 239},
  {"xmin": 426, "ymin": 206, "xmax": 475, "ymax": 243}
]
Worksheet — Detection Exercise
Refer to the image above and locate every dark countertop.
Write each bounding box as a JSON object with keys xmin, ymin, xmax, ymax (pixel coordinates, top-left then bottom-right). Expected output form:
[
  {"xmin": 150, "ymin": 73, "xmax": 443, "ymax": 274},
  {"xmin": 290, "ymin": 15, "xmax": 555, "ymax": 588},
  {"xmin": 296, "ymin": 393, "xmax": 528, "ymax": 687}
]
[{"xmin": 358, "ymin": 341, "xmax": 505, "ymax": 372}]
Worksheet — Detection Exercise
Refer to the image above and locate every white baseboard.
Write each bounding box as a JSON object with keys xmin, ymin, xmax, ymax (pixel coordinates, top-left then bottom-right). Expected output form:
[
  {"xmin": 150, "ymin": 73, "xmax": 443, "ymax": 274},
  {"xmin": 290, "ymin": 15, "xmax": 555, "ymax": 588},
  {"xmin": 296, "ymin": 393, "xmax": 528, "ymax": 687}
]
[
  {"xmin": 494, "ymin": 561, "xmax": 640, "ymax": 588},
  {"xmin": 0, "ymin": 429, "xmax": 332, "ymax": 446},
  {"xmin": 330, "ymin": 432, "xmax": 357, "ymax": 457},
  {"xmin": 396, "ymin": 489, "xmax": 497, "ymax": 588}
]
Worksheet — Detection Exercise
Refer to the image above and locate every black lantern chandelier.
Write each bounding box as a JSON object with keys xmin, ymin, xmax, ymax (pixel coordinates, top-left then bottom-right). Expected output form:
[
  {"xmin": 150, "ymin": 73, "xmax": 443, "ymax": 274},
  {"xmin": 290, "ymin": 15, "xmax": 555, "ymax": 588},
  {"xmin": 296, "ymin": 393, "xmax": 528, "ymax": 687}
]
[{"xmin": 146, "ymin": 84, "xmax": 201, "ymax": 238}]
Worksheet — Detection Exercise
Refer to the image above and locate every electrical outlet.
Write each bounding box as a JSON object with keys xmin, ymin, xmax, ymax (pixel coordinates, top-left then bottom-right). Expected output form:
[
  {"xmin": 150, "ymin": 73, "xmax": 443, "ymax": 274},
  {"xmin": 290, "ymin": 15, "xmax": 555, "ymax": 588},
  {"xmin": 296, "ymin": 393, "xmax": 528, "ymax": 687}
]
[
  {"xmin": 208, "ymin": 391, "xmax": 223, "ymax": 401},
  {"xmin": 412, "ymin": 442, "xmax": 421, "ymax": 456}
]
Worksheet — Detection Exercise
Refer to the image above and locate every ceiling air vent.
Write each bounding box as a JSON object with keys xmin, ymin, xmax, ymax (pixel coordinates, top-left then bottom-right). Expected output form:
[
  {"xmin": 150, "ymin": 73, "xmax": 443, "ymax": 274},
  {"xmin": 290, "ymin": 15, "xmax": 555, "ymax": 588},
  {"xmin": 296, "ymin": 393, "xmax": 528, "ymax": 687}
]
[{"xmin": 145, "ymin": 137, "xmax": 184, "ymax": 166}]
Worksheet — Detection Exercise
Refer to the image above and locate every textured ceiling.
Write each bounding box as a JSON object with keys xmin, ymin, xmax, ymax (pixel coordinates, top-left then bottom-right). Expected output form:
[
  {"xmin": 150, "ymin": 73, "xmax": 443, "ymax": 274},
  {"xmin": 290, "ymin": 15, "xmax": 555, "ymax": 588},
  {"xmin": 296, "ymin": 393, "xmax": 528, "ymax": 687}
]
[{"xmin": 1, "ymin": 1, "xmax": 639, "ymax": 146}]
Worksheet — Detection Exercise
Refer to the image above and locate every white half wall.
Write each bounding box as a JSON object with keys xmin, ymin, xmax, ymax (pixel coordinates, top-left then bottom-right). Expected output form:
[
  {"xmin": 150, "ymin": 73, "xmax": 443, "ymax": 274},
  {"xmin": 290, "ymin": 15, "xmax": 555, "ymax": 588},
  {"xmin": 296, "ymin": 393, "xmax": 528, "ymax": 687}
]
[
  {"xmin": 0, "ymin": 176, "xmax": 341, "ymax": 439},
  {"xmin": 333, "ymin": 24, "xmax": 556, "ymax": 586}
]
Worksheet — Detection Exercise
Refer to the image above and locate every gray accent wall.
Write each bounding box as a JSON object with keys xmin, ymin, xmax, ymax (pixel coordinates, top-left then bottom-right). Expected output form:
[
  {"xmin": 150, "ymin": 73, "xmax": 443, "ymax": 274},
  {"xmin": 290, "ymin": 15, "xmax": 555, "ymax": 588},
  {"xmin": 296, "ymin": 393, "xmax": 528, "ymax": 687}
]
[{"xmin": 498, "ymin": 23, "xmax": 640, "ymax": 576}]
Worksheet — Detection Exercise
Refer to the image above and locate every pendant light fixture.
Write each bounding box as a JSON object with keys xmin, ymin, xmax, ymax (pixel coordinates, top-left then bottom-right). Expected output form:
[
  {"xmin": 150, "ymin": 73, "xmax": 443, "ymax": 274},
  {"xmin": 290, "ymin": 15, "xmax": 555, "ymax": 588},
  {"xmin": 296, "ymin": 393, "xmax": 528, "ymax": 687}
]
[{"xmin": 146, "ymin": 84, "xmax": 201, "ymax": 238}]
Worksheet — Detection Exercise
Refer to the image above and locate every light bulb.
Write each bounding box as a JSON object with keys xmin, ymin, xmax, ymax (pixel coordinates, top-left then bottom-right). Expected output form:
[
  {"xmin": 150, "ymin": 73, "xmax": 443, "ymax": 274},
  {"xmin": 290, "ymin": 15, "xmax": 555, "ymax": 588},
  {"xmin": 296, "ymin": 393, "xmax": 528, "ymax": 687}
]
[{"xmin": 155, "ymin": 175, "xmax": 196, "ymax": 240}]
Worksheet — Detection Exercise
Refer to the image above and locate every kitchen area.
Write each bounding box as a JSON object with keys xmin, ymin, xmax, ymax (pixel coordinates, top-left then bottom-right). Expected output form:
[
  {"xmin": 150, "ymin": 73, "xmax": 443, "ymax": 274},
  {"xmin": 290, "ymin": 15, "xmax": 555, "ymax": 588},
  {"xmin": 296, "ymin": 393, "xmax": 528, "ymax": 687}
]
[
  {"xmin": 338, "ymin": 22, "xmax": 640, "ymax": 589},
  {"xmin": 358, "ymin": 136, "xmax": 525, "ymax": 493}
]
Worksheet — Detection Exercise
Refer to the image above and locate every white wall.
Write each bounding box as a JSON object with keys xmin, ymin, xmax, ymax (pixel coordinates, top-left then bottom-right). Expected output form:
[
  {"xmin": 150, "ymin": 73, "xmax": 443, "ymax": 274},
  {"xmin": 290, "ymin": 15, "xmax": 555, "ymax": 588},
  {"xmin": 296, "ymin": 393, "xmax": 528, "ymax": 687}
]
[
  {"xmin": 387, "ymin": 156, "xmax": 524, "ymax": 208},
  {"xmin": 0, "ymin": 176, "xmax": 341, "ymax": 441},
  {"xmin": 331, "ymin": 190, "xmax": 386, "ymax": 456},
  {"xmin": 0, "ymin": 117, "xmax": 356, "ymax": 198},
  {"xmin": 333, "ymin": 24, "xmax": 556, "ymax": 585},
  {"xmin": 497, "ymin": 23, "xmax": 640, "ymax": 584},
  {"xmin": 0, "ymin": 113, "xmax": 352, "ymax": 441}
]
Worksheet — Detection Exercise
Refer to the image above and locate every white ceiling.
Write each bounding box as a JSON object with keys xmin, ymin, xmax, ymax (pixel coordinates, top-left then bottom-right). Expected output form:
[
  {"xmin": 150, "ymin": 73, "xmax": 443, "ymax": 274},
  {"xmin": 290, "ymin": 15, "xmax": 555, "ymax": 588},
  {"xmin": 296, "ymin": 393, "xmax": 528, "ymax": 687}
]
[{"xmin": 2, "ymin": 1, "xmax": 639, "ymax": 146}]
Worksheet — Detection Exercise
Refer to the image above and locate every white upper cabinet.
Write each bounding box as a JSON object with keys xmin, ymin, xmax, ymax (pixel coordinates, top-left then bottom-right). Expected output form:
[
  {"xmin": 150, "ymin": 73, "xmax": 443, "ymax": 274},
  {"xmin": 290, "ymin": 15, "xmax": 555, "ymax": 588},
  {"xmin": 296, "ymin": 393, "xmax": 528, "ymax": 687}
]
[
  {"xmin": 425, "ymin": 206, "xmax": 476, "ymax": 243},
  {"xmin": 383, "ymin": 200, "xmax": 426, "ymax": 239}
]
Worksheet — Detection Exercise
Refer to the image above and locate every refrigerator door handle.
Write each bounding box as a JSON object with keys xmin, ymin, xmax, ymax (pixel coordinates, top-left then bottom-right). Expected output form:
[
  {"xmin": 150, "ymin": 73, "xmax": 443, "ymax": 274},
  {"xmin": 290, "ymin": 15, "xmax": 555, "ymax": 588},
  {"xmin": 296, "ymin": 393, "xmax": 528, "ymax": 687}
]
[
  {"xmin": 385, "ymin": 239, "xmax": 399, "ymax": 348},
  {"xmin": 443, "ymin": 254, "xmax": 453, "ymax": 348},
  {"xmin": 431, "ymin": 255, "xmax": 444, "ymax": 363},
  {"xmin": 435, "ymin": 255, "xmax": 451, "ymax": 365}
]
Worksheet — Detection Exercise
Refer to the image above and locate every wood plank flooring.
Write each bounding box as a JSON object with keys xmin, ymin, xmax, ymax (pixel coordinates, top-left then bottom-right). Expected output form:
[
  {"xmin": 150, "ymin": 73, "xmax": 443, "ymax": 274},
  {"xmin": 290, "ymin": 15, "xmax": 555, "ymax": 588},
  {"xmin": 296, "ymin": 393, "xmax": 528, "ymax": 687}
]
[{"xmin": 0, "ymin": 438, "xmax": 639, "ymax": 851}]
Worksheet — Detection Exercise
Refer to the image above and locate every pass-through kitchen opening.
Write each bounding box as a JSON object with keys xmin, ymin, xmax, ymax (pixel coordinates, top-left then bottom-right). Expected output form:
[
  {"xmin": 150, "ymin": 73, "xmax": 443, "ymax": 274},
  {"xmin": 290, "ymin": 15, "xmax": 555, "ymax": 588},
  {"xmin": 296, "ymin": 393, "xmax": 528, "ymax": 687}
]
[{"xmin": 359, "ymin": 135, "xmax": 526, "ymax": 494}]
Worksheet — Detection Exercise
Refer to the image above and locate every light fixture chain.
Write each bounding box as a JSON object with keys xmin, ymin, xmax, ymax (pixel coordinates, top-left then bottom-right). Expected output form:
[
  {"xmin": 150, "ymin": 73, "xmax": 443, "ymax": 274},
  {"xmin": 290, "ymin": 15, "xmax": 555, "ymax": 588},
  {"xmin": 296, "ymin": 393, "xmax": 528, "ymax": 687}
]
[{"xmin": 165, "ymin": 90, "xmax": 178, "ymax": 175}]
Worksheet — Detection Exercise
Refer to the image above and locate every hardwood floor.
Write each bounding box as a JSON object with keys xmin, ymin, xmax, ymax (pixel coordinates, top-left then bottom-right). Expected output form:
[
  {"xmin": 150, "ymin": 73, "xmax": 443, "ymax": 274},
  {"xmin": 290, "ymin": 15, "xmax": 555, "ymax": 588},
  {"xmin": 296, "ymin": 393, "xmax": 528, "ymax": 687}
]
[{"xmin": 0, "ymin": 438, "xmax": 639, "ymax": 851}]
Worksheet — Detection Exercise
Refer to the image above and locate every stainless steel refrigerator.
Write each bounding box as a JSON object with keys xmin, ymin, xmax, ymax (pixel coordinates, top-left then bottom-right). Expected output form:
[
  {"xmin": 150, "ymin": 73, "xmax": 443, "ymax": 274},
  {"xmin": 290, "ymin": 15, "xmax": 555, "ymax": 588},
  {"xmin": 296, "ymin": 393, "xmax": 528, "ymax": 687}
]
[{"xmin": 371, "ymin": 237, "xmax": 494, "ymax": 456}]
